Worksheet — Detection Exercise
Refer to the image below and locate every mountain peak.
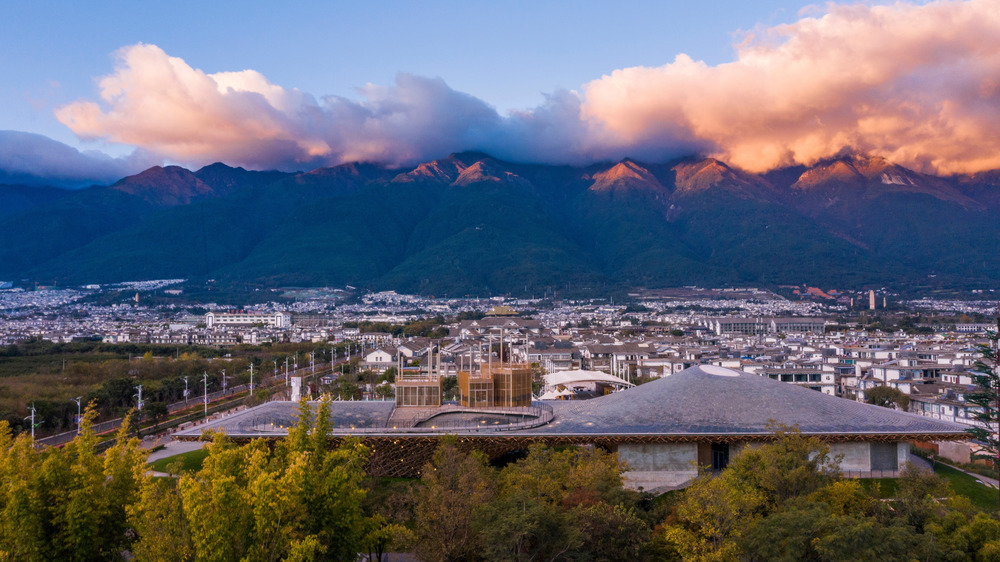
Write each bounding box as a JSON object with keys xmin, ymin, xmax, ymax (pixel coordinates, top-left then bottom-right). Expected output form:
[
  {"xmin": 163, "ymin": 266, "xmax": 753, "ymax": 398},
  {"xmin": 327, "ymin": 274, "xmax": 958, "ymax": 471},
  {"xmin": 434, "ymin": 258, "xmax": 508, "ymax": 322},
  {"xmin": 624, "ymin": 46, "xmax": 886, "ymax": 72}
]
[
  {"xmin": 195, "ymin": 162, "xmax": 244, "ymax": 174},
  {"xmin": 672, "ymin": 158, "xmax": 771, "ymax": 197},
  {"xmin": 111, "ymin": 165, "xmax": 212, "ymax": 206},
  {"xmin": 589, "ymin": 160, "xmax": 667, "ymax": 194},
  {"xmin": 792, "ymin": 159, "xmax": 866, "ymax": 190},
  {"xmin": 392, "ymin": 156, "xmax": 469, "ymax": 184},
  {"xmin": 790, "ymin": 154, "xmax": 980, "ymax": 208}
]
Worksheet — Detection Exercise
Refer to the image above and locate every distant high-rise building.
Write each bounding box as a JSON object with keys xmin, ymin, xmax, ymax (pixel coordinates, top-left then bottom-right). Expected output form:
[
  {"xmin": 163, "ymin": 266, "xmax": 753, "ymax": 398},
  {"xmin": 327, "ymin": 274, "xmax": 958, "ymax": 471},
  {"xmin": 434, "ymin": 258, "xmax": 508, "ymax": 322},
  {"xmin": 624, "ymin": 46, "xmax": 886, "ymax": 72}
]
[{"xmin": 869, "ymin": 290, "xmax": 876, "ymax": 310}]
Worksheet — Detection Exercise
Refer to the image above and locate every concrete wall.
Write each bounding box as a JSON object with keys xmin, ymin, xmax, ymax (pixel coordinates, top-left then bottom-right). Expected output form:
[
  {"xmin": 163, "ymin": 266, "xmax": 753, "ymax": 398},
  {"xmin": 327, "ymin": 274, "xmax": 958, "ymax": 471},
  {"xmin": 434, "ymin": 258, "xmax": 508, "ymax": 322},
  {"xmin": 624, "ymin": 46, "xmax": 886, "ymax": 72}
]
[
  {"xmin": 619, "ymin": 440, "xmax": 909, "ymax": 491},
  {"xmin": 830, "ymin": 442, "xmax": 871, "ymax": 471},
  {"xmin": 938, "ymin": 440, "xmax": 972, "ymax": 464},
  {"xmin": 618, "ymin": 443, "xmax": 698, "ymax": 492},
  {"xmin": 897, "ymin": 442, "xmax": 910, "ymax": 469}
]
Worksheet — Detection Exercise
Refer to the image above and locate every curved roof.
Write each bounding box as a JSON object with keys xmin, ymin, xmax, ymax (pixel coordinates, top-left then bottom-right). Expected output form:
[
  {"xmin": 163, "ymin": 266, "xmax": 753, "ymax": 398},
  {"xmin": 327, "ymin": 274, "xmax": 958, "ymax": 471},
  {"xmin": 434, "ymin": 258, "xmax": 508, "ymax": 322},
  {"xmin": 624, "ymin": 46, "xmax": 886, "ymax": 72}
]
[
  {"xmin": 529, "ymin": 364, "xmax": 967, "ymax": 437},
  {"xmin": 176, "ymin": 365, "xmax": 967, "ymax": 441},
  {"xmin": 543, "ymin": 369, "xmax": 633, "ymax": 390}
]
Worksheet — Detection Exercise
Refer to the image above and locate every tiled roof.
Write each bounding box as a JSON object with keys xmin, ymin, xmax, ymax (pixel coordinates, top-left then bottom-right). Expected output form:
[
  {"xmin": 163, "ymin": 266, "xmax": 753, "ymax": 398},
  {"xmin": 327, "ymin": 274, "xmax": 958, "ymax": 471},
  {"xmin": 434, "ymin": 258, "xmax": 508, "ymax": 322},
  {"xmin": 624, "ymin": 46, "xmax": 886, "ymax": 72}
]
[
  {"xmin": 526, "ymin": 365, "xmax": 966, "ymax": 437},
  {"xmin": 178, "ymin": 365, "xmax": 966, "ymax": 440}
]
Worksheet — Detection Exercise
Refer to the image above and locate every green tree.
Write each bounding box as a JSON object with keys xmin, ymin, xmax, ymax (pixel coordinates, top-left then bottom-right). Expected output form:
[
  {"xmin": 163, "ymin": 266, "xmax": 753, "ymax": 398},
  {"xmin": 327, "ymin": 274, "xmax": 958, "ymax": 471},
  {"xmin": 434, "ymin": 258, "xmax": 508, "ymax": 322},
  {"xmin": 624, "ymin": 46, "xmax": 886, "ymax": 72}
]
[
  {"xmin": 866, "ymin": 385, "xmax": 911, "ymax": 411},
  {"xmin": 660, "ymin": 471, "xmax": 768, "ymax": 560},
  {"xmin": 413, "ymin": 438, "xmax": 496, "ymax": 561},
  {"xmin": 966, "ymin": 318, "xmax": 1000, "ymax": 475},
  {"xmin": 127, "ymin": 478, "xmax": 194, "ymax": 561},
  {"xmin": 131, "ymin": 397, "xmax": 370, "ymax": 561},
  {"xmin": 726, "ymin": 424, "xmax": 840, "ymax": 508},
  {"xmin": 0, "ymin": 406, "xmax": 146, "ymax": 561},
  {"xmin": 573, "ymin": 501, "xmax": 649, "ymax": 561},
  {"xmin": 145, "ymin": 401, "xmax": 170, "ymax": 432},
  {"xmin": 361, "ymin": 513, "xmax": 413, "ymax": 562},
  {"xmin": 928, "ymin": 503, "xmax": 1000, "ymax": 560},
  {"xmin": 658, "ymin": 426, "xmax": 839, "ymax": 559},
  {"xmin": 892, "ymin": 462, "xmax": 952, "ymax": 533},
  {"xmin": 476, "ymin": 444, "xmax": 639, "ymax": 561}
]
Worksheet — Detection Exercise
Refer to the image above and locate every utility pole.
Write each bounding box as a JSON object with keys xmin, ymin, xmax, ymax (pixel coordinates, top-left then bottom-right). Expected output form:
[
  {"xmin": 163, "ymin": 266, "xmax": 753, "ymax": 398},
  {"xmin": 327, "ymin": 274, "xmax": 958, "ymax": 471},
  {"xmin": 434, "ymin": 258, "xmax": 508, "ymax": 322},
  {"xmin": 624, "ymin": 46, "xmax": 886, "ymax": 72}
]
[
  {"xmin": 221, "ymin": 369, "xmax": 228, "ymax": 394},
  {"xmin": 24, "ymin": 405, "xmax": 38, "ymax": 442},
  {"xmin": 273, "ymin": 359, "xmax": 278, "ymax": 378},
  {"xmin": 135, "ymin": 384, "xmax": 144, "ymax": 411},
  {"xmin": 249, "ymin": 363, "xmax": 254, "ymax": 396},
  {"xmin": 202, "ymin": 372, "xmax": 209, "ymax": 418},
  {"xmin": 310, "ymin": 352, "xmax": 315, "ymax": 375},
  {"xmin": 285, "ymin": 357, "xmax": 290, "ymax": 386},
  {"xmin": 183, "ymin": 376, "xmax": 189, "ymax": 404},
  {"xmin": 71, "ymin": 396, "xmax": 82, "ymax": 435}
]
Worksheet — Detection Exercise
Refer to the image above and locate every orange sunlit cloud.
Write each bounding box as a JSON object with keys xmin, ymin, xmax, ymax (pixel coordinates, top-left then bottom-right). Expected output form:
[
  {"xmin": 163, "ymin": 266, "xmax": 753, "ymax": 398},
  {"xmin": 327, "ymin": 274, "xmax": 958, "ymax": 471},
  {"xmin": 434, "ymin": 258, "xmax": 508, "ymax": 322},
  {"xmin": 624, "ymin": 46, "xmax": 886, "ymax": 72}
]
[{"xmin": 581, "ymin": 0, "xmax": 1000, "ymax": 174}]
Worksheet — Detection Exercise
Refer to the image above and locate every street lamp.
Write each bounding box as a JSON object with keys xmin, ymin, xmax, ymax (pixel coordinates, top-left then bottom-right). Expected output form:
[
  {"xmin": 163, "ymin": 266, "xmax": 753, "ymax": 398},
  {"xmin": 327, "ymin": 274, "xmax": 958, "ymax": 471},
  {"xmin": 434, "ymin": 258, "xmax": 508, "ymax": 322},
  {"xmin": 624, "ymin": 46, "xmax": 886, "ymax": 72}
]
[{"xmin": 71, "ymin": 396, "xmax": 82, "ymax": 435}]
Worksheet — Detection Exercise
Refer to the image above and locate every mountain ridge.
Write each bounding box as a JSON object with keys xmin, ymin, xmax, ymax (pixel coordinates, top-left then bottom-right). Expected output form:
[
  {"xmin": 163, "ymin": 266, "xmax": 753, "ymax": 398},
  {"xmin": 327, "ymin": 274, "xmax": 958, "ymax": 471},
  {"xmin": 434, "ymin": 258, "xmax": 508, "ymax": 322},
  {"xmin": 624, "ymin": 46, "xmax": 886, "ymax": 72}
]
[{"xmin": 1, "ymin": 151, "xmax": 998, "ymax": 294}]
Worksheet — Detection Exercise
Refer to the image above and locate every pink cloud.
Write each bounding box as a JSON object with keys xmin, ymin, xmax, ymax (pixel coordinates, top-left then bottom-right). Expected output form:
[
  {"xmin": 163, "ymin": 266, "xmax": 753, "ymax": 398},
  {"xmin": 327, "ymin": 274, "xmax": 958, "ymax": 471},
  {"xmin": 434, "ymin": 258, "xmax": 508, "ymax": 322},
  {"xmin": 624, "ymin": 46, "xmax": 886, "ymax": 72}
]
[
  {"xmin": 580, "ymin": 0, "xmax": 1000, "ymax": 174},
  {"xmin": 56, "ymin": 1, "xmax": 1000, "ymax": 174}
]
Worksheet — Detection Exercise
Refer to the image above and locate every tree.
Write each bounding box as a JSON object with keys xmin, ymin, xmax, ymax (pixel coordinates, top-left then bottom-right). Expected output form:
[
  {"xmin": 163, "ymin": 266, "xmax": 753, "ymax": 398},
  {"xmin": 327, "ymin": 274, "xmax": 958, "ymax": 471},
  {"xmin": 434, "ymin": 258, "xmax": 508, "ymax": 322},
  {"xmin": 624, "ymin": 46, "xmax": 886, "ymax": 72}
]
[
  {"xmin": 0, "ymin": 406, "xmax": 146, "ymax": 561},
  {"xmin": 476, "ymin": 444, "xmax": 636, "ymax": 561},
  {"xmin": 131, "ymin": 397, "xmax": 371, "ymax": 561},
  {"xmin": 145, "ymin": 401, "xmax": 170, "ymax": 433},
  {"xmin": 726, "ymin": 424, "xmax": 840, "ymax": 508},
  {"xmin": 361, "ymin": 513, "xmax": 412, "ymax": 562},
  {"xmin": 412, "ymin": 438, "xmax": 496, "ymax": 561},
  {"xmin": 572, "ymin": 502, "xmax": 649, "ymax": 561},
  {"xmin": 966, "ymin": 318, "xmax": 1000, "ymax": 477},
  {"xmin": 127, "ymin": 478, "xmax": 194, "ymax": 561},
  {"xmin": 657, "ymin": 425, "xmax": 839, "ymax": 559},
  {"xmin": 441, "ymin": 376, "xmax": 458, "ymax": 401},
  {"xmin": 866, "ymin": 385, "xmax": 910, "ymax": 411}
]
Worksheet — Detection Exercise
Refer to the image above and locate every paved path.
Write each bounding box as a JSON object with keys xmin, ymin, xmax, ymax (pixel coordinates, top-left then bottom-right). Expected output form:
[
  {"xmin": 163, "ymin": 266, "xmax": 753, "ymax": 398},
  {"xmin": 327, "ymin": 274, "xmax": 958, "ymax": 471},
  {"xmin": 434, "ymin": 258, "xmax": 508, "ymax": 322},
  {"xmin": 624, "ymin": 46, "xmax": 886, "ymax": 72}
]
[
  {"xmin": 935, "ymin": 459, "xmax": 999, "ymax": 489},
  {"xmin": 146, "ymin": 439, "xmax": 205, "ymax": 463},
  {"xmin": 909, "ymin": 455, "xmax": 933, "ymax": 471}
]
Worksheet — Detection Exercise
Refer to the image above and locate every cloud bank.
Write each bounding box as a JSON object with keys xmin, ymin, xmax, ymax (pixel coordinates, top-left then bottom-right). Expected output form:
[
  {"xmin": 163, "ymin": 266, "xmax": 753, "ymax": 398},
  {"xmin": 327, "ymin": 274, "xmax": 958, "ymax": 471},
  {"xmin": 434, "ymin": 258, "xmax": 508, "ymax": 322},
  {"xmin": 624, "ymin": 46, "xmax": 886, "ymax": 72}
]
[
  {"xmin": 55, "ymin": 0, "xmax": 1000, "ymax": 175},
  {"xmin": 0, "ymin": 130, "xmax": 158, "ymax": 188}
]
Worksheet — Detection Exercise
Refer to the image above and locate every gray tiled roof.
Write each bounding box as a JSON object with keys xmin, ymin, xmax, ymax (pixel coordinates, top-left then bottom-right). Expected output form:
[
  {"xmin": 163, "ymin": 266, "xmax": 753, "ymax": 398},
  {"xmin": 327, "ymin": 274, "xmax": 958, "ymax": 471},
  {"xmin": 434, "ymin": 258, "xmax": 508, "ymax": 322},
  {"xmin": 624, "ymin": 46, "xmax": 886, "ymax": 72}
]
[
  {"xmin": 177, "ymin": 366, "xmax": 966, "ymax": 440},
  {"xmin": 526, "ymin": 365, "xmax": 967, "ymax": 437}
]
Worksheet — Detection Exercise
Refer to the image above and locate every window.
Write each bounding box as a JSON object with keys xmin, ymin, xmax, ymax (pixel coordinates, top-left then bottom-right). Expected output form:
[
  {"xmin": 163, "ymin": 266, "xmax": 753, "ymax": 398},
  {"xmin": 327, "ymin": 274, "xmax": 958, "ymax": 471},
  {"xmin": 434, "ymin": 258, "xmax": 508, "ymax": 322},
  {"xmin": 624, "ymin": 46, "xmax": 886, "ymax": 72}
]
[{"xmin": 711, "ymin": 443, "xmax": 730, "ymax": 471}]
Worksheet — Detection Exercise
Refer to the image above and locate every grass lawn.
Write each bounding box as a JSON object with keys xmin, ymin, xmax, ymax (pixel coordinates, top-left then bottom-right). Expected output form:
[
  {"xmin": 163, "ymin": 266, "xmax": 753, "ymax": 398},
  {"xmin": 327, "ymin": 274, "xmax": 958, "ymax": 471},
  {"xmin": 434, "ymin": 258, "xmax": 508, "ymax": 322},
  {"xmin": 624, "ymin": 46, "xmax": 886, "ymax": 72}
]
[
  {"xmin": 148, "ymin": 448, "xmax": 209, "ymax": 474},
  {"xmin": 859, "ymin": 466, "xmax": 998, "ymax": 512},
  {"xmin": 858, "ymin": 478, "xmax": 899, "ymax": 498},
  {"xmin": 934, "ymin": 463, "xmax": 999, "ymax": 512}
]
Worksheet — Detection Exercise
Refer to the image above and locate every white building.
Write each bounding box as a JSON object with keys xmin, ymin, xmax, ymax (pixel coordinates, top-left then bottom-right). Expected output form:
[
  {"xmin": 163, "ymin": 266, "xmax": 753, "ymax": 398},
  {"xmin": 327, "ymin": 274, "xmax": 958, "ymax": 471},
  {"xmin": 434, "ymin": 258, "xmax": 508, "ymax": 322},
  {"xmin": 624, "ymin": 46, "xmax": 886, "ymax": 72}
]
[{"xmin": 205, "ymin": 312, "xmax": 292, "ymax": 329}]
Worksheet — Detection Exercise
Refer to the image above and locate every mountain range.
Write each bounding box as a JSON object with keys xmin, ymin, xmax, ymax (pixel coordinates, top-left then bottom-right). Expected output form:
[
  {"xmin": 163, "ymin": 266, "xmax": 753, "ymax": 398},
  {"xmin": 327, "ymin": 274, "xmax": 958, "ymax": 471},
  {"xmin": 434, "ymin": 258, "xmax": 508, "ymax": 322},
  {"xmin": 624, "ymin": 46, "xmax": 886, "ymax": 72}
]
[{"xmin": 1, "ymin": 152, "xmax": 998, "ymax": 295}]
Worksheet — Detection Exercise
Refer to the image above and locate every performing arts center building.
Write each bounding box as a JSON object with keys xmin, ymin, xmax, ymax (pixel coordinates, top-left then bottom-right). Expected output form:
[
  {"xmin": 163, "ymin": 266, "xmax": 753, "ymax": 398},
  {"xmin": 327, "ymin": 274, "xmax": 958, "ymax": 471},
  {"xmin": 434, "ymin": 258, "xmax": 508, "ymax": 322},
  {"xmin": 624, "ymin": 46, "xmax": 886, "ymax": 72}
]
[{"xmin": 175, "ymin": 365, "xmax": 968, "ymax": 491}]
